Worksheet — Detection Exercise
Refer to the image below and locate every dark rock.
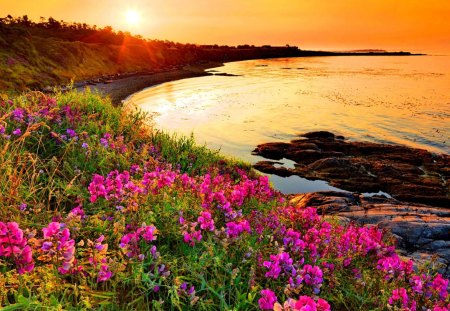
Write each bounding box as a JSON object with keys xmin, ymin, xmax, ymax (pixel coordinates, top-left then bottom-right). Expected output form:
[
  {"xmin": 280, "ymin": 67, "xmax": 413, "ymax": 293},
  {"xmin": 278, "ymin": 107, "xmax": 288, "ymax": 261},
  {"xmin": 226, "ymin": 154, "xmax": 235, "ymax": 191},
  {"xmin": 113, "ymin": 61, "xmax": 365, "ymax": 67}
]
[
  {"xmin": 253, "ymin": 161, "xmax": 293, "ymax": 177},
  {"xmin": 290, "ymin": 191, "xmax": 450, "ymax": 277},
  {"xmin": 252, "ymin": 142, "xmax": 291, "ymax": 160},
  {"xmin": 300, "ymin": 131, "xmax": 336, "ymax": 139},
  {"xmin": 253, "ymin": 132, "xmax": 450, "ymax": 207},
  {"xmin": 212, "ymin": 72, "xmax": 240, "ymax": 76}
]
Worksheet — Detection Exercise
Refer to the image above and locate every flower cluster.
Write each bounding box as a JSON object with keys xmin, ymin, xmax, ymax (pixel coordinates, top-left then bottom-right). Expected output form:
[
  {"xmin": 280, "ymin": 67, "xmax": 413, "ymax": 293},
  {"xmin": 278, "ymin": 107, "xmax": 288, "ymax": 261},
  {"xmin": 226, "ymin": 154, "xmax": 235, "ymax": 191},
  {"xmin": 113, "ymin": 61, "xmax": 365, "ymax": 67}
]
[
  {"xmin": 2, "ymin": 94, "xmax": 449, "ymax": 309},
  {"xmin": 119, "ymin": 224, "xmax": 158, "ymax": 260},
  {"xmin": 88, "ymin": 171, "xmax": 144, "ymax": 204},
  {"xmin": 377, "ymin": 254, "xmax": 414, "ymax": 280},
  {"xmin": 225, "ymin": 219, "xmax": 251, "ymax": 238},
  {"xmin": 263, "ymin": 252, "xmax": 295, "ymax": 279},
  {"xmin": 259, "ymin": 289, "xmax": 278, "ymax": 310},
  {"xmin": 40, "ymin": 222, "xmax": 76, "ymax": 274},
  {"xmin": 178, "ymin": 282, "xmax": 196, "ymax": 299},
  {"xmin": 256, "ymin": 204, "xmax": 449, "ymax": 310},
  {"xmin": 274, "ymin": 295, "xmax": 331, "ymax": 311},
  {"xmin": 0, "ymin": 222, "xmax": 34, "ymax": 274},
  {"xmin": 88, "ymin": 235, "xmax": 113, "ymax": 282},
  {"xmin": 301, "ymin": 264, "xmax": 324, "ymax": 295}
]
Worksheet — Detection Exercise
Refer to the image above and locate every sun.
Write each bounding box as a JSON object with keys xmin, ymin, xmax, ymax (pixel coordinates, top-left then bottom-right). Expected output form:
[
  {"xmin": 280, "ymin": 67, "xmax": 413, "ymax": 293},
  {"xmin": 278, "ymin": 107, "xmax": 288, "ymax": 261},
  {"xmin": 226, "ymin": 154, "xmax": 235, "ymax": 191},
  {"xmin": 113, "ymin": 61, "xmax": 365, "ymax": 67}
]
[{"xmin": 125, "ymin": 9, "xmax": 141, "ymax": 27}]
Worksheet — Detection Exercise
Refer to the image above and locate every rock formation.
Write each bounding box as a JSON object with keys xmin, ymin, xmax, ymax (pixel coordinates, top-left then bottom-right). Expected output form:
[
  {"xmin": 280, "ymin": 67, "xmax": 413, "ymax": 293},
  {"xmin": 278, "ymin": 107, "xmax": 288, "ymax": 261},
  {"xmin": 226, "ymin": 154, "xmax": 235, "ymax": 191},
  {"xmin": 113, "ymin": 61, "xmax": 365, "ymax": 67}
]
[{"xmin": 253, "ymin": 131, "xmax": 450, "ymax": 207}]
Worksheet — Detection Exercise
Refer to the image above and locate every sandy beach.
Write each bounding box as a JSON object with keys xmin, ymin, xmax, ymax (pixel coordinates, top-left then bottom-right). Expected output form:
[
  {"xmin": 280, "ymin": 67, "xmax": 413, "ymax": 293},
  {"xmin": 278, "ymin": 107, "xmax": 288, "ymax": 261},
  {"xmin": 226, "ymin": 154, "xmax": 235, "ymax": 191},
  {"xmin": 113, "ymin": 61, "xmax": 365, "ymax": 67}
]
[{"xmin": 75, "ymin": 62, "xmax": 223, "ymax": 105}]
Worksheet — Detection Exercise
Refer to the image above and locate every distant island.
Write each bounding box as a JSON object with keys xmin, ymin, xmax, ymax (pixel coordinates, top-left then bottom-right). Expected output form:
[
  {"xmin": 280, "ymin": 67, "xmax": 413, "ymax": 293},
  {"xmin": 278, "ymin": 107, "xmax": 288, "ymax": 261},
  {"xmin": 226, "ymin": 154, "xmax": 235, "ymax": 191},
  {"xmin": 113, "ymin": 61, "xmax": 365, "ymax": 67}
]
[{"xmin": 0, "ymin": 15, "xmax": 418, "ymax": 98}]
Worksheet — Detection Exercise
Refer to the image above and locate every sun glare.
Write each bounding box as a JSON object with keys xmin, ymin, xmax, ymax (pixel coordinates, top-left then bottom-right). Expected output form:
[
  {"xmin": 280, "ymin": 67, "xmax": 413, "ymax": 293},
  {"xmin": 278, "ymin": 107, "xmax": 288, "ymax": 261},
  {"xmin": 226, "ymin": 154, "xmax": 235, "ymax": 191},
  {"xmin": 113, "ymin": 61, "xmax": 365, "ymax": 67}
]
[{"xmin": 125, "ymin": 9, "xmax": 140, "ymax": 27}]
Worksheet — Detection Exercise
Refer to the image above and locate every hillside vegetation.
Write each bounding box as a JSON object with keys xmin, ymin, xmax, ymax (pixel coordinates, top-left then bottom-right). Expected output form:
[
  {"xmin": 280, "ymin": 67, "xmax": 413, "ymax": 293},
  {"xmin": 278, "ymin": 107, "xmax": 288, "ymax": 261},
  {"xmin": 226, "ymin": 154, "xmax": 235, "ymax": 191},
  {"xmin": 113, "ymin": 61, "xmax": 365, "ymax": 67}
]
[
  {"xmin": 0, "ymin": 16, "xmax": 202, "ymax": 90},
  {"xmin": 0, "ymin": 15, "xmax": 302, "ymax": 92}
]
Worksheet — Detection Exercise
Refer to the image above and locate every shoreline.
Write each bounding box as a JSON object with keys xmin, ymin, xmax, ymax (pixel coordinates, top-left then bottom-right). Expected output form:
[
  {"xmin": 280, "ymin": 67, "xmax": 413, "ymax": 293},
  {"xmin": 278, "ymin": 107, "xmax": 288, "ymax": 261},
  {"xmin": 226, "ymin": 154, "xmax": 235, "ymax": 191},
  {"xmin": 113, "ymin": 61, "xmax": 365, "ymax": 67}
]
[
  {"xmin": 75, "ymin": 61, "xmax": 224, "ymax": 106},
  {"xmin": 75, "ymin": 51, "xmax": 423, "ymax": 106}
]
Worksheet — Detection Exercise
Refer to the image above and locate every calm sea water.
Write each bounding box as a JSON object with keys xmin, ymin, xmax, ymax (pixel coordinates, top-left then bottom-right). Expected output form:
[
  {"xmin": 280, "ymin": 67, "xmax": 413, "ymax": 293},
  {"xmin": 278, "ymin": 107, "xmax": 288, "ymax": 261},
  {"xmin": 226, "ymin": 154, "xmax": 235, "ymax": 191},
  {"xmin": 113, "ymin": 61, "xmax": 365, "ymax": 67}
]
[{"xmin": 126, "ymin": 56, "xmax": 450, "ymax": 194}]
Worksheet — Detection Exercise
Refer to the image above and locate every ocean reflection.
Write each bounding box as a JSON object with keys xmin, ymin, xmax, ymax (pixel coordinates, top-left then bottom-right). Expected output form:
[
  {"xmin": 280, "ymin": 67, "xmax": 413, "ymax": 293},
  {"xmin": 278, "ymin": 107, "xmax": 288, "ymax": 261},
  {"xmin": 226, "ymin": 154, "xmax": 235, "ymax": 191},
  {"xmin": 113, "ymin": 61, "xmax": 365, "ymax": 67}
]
[{"xmin": 126, "ymin": 56, "xmax": 450, "ymax": 193}]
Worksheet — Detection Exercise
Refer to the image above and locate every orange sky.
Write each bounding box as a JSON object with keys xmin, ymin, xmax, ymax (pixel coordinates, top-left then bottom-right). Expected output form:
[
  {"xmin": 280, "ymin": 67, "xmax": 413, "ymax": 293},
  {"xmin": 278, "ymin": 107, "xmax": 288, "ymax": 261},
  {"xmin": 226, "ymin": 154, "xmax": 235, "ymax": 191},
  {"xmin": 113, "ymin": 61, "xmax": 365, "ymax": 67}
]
[{"xmin": 1, "ymin": 0, "xmax": 449, "ymax": 53}]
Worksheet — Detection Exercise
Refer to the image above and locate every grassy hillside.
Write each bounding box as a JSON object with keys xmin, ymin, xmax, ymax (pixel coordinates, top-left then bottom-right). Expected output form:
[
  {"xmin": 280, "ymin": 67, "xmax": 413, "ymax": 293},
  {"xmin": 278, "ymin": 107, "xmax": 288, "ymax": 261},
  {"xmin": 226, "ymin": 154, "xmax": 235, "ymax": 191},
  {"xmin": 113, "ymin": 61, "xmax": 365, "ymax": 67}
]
[
  {"xmin": 0, "ymin": 90, "xmax": 448, "ymax": 310},
  {"xmin": 0, "ymin": 15, "xmax": 303, "ymax": 92},
  {"xmin": 0, "ymin": 24, "xmax": 202, "ymax": 90}
]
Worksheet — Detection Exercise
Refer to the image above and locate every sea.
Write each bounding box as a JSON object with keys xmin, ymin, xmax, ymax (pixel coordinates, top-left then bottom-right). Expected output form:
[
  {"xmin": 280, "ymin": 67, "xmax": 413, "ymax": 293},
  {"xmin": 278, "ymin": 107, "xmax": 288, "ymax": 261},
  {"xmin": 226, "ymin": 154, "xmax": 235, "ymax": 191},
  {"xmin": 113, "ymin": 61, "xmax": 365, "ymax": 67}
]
[{"xmin": 125, "ymin": 55, "xmax": 450, "ymax": 194}]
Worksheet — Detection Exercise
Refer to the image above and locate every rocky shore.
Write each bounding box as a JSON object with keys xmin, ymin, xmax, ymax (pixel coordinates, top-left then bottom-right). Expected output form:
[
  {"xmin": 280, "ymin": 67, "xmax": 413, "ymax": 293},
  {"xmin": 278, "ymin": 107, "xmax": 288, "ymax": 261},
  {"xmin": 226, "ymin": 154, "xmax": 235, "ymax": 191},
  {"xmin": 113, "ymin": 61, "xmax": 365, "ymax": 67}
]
[
  {"xmin": 253, "ymin": 131, "xmax": 450, "ymax": 275},
  {"xmin": 253, "ymin": 131, "xmax": 450, "ymax": 207}
]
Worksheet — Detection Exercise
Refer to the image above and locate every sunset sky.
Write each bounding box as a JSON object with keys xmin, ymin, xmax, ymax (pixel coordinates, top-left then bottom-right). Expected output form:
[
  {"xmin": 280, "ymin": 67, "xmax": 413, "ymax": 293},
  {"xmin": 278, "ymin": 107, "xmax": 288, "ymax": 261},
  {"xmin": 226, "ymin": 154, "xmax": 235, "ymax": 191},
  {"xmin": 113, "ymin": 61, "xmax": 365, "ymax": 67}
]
[{"xmin": 2, "ymin": 0, "xmax": 449, "ymax": 53}]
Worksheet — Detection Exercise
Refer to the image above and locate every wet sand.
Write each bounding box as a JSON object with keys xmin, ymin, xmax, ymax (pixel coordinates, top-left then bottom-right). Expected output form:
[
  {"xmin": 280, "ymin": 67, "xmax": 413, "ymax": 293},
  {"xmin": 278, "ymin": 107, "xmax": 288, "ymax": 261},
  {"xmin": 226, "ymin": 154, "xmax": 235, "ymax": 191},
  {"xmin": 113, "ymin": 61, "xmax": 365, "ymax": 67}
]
[{"xmin": 76, "ymin": 62, "xmax": 223, "ymax": 105}]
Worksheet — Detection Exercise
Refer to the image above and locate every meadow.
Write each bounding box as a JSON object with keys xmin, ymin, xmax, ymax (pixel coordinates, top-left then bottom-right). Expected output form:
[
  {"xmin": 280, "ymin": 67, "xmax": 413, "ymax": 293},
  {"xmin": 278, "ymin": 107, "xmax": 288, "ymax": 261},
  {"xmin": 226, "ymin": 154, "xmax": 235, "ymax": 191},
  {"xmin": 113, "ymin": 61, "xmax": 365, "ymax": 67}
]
[{"xmin": 0, "ymin": 90, "xmax": 448, "ymax": 310}]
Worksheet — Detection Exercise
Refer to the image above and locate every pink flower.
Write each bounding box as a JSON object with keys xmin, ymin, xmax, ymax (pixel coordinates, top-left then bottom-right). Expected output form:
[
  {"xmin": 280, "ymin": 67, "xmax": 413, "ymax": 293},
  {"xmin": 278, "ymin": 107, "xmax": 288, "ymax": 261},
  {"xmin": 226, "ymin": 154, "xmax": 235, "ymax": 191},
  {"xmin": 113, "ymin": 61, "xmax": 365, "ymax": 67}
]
[
  {"xmin": 388, "ymin": 288, "xmax": 411, "ymax": 310},
  {"xmin": 0, "ymin": 222, "xmax": 34, "ymax": 274},
  {"xmin": 41, "ymin": 222, "xmax": 75, "ymax": 274},
  {"xmin": 263, "ymin": 252, "xmax": 294, "ymax": 279},
  {"xmin": 141, "ymin": 225, "xmax": 157, "ymax": 242},
  {"xmin": 432, "ymin": 274, "xmax": 449, "ymax": 300},
  {"xmin": 258, "ymin": 289, "xmax": 277, "ymax": 310},
  {"xmin": 97, "ymin": 259, "xmax": 112, "ymax": 282},
  {"xmin": 226, "ymin": 219, "xmax": 251, "ymax": 238},
  {"xmin": 294, "ymin": 295, "xmax": 317, "ymax": 310},
  {"xmin": 302, "ymin": 265, "xmax": 323, "ymax": 294},
  {"xmin": 119, "ymin": 224, "xmax": 158, "ymax": 259},
  {"xmin": 198, "ymin": 211, "xmax": 215, "ymax": 232}
]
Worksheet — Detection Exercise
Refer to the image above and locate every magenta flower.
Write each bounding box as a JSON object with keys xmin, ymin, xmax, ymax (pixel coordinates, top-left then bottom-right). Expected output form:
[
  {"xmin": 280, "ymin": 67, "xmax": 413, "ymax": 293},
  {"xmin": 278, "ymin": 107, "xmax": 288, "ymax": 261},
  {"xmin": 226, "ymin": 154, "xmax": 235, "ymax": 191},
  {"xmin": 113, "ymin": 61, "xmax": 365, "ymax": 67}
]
[
  {"xmin": 97, "ymin": 258, "xmax": 112, "ymax": 282},
  {"xmin": 388, "ymin": 288, "xmax": 412, "ymax": 310},
  {"xmin": 292, "ymin": 296, "xmax": 331, "ymax": 311},
  {"xmin": 377, "ymin": 254, "xmax": 413, "ymax": 280},
  {"xmin": 263, "ymin": 252, "xmax": 294, "ymax": 279},
  {"xmin": 11, "ymin": 108, "xmax": 25, "ymax": 122},
  {"xmin": 183, "ymin": 230, "xmax": 202, "ymax": 246},
  {"xmin": 141, "ymin": 225, "xmax": 157, "ymax": 242},
  {"xmin": 119, "ymin": 224, "xmax": 158, "ymax": 259},
  {"xmin": 66, "ymin": 128, "xmax": 77, "ymax": 138},
  {"xmin": 198, "ymin": 211, "xmax": 215, "ymax": 232},
  {"xmin": 67, "ymin": 206, "xmax": 86, "ymax": 220},
  {"xmin": 226, "ymin": 219, "xmax": 251, "ymax": 238},
  {"xmin": 0, "ymin": 222, "xmax": 34, "ymax": 274},
  {"xmin": 258, "ymin": 289, "xmax": 277, "ymax": 310},
  {"xmin": 41, "ymin": 222, "xmax": 75, "ymax": 274},
  {"xmin": 432, "ymin": 274, "xmax": 449, "ymax": 300},
  {"xmin": 302, "ymin": 264, "xmax": 324, "ymax": 294}
]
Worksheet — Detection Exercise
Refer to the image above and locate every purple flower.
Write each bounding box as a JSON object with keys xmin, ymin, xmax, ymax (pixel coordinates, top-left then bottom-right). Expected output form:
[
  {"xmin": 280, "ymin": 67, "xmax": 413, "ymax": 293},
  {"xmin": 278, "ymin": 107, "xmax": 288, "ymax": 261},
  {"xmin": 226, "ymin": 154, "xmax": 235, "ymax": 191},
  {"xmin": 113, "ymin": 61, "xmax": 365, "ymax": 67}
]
[
  {"xmin": 302, "ymin": 264, "xmax": 324, "ymax": 294},
  {"xmin": 11, "ymin": 108, "xmax": 25, "ymax": 122},
  {"xmin": 41, "ymin": 241, "xmax": 53, "ymax": 251},
  {"xmin": 41, "ymin": 222, "xmax": 75, "ymax": 274},
  {"xmin": 12, "ymin": 128, "xmax": 21, "ymax": 136},
  {"xmin": 100, "ymin": 138, "xmax": 109, "ymax": 148},
  {"xmin": 97, "ymin": 261, "xmax": 112, "ymax": 282},
  {"xmin": 66, "ymin": 128, "xmax": 77, "ymax": 137}
]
